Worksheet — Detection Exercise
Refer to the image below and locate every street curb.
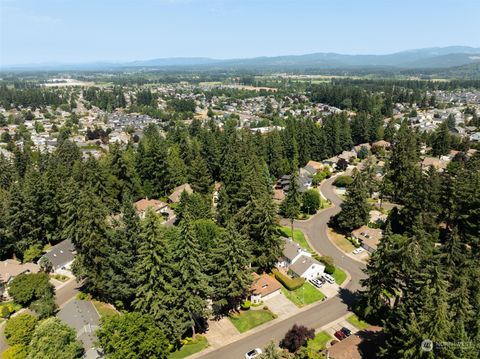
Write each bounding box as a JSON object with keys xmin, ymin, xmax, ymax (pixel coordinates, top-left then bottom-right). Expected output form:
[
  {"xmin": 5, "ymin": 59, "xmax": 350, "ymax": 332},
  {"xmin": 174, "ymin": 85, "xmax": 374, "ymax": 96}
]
[{"xmin": 325, "ymin": 228, "xmax": 368, "ymax": 265}]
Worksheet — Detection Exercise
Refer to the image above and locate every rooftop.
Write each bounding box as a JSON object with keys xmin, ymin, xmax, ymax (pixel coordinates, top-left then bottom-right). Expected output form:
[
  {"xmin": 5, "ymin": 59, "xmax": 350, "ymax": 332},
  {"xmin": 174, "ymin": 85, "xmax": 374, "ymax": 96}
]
[
  {"xmin": 41, "ymin": 238, "xmax": 75, "ymax": 270},
  {"xmin": 168, "ymin": 183, "xmax": 193, "ymax": 203},
  {"xmin": 0, "ymin": 259, "xmax": 39, "ymax": 283},
  {"xmin": 134, "ymin": 198, "xmax": 168, "ymax": 213},
  {"xmin": 326, "ymin": 326, "xmax": 384, "ymax": 359},
  {"xmin": 250, "ymin": 273, "xmax": 281, "ymax": 297},
  {"xmin": 289, "ymin": 255, "xmax": 324, "ymax": 277},
  {"xmin": 351, "ymin": 225, "xmax": 383, "ymax": 251}
]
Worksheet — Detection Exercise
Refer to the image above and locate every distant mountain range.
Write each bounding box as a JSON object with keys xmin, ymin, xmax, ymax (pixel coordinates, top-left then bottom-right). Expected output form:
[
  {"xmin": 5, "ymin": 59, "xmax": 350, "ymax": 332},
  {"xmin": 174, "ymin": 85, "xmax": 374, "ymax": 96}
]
[{"xmin": 3, "ymin": 46, "xmax": 480, "ymax": 72}]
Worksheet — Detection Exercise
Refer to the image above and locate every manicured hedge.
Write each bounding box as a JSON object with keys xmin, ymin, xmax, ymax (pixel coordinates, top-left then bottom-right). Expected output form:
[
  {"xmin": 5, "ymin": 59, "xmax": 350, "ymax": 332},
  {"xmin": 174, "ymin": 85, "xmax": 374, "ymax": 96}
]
[{"xmin": 272, "ymin": 269, "xmax": 305, "ymax": 291}]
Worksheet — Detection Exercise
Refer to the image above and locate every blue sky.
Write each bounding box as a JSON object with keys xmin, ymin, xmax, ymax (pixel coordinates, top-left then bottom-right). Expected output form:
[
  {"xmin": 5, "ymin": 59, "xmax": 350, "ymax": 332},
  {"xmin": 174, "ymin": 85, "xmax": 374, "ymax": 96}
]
[{"xmin": 1, "ymin": 0, "xmax": 479, "ymax": 65}]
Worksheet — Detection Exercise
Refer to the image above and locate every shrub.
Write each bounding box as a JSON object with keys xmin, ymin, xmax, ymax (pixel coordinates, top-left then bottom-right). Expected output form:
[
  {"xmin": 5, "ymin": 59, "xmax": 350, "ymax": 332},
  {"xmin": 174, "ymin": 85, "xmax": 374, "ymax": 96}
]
[
  {"xmin": 4, "ymin": 313, "xmax": 38, "ymax": 346},
  {"xmin": 333, "ymin": 176, "xmax": 353, "ymax": 188},
  {"xmin": 324, "ymin": 264, "xmax": 335, "ymax": 275},
  {"xmin": 22, "ymin": 245, "xmax": 43, "ymax": 263},
  {"xmin": 8, "ymin": 273, "xmax": 54, "ymax": 307},
  {"xmin": 2, "ymin": 344, "xmax": 28, "ymax": 359},
  {"xmin": 272, "ymin": 269, "xmax": 305, "ymax": 291},
  {"xmin": 319, "ymin": 255, "xmax": 334, "ymax": 267},
  {"xmin": 76, "ymin": 291, "xmax": 92, "ymax": 301},
  {"xmin": 1, "ymin": 304, "xmax": 12, "ymax": 318},
  {"xmin": 263, "ymin": 306, "xmax": 269, "ymax": 311},
  {"xmin": 280, "ymin": 324, "xmax": 315, "ymax": 353},
  {"xmin": 30, "ymin": 296, "xmax": 56, "ymax": 319},
  {"xmin": 241, "ymin": 300, "xmax": 251, "ymax": 311},
  {"xmin": 38, "ymin": 256, "xmax": 53, "ymax": 273}
]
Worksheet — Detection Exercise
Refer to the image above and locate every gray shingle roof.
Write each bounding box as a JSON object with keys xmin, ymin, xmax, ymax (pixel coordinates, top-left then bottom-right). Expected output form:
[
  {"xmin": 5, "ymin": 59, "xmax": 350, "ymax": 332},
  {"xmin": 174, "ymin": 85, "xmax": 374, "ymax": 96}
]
[
  {"xmin": 41, "ymin": 239, "xmax": 75, "ymax": 270},
  {"xmin": 289, "ymin": 255, "xmax": 323, "ymax": 277},
  {"xmin": 282, "ymin": 237, "xmax": 303, "ymax": 262}
]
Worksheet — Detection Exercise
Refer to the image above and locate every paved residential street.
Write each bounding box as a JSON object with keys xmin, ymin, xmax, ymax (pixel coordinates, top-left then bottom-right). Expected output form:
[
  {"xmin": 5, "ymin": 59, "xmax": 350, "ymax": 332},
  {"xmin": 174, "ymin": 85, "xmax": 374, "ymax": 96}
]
[
  {"xmin": 55, "ymin": 278, "xmax": 81, "ymax": 308},
  {"xmin": 197, "ymin": 175, "xmax": 367, "ymax": 359}
]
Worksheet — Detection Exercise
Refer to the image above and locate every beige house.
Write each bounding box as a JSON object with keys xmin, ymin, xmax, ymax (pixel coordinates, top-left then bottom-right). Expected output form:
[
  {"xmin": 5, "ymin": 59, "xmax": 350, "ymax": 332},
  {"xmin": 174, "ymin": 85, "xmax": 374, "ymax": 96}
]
[
  {"xmin": 0, "ymin": 260, "xmax": 40, "ymax": 298},
  {"xmin": 250, "ymin": 273, "xmax": 282, "ymax": 304},
  {"xmin": 168, "ymin": 183, "xmax": 193, "ymax": 203},
  {"xmin": 351, "ymin": 226, "xmax": 383, "ymax": 253},
  {"xmin": 134, "ymin": 198, "xmax": 174, "ymax": 221}
]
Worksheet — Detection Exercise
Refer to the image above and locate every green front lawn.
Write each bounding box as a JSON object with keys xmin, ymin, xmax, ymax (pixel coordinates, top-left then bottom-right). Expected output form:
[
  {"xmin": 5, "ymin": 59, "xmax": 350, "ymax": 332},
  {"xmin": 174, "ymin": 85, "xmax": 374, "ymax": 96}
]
[
  {"xmin": 169, "ymin": 336, "xmax": 209, "ymax": 359},
  {"xmin": 93, "ymin": 300, "xmax": 119, "ymax": 317},
  {"xmin": 327, "ymin": 227, "xmax": 356, "ymax": 253},
  {"xmin": 332, "ymin": 267, "xmax": 347, "ymax": 285},
  {"xmin": 281, "ymin": 282, "xmax": 325, "ymax": 308},
  {"xmin": 307, "ymin": 331, "xmax": 332, "ymax": 352},
  {"xmin": 346, "ymin": 314, "xmax": 370, "ymax": 330},
  {"xmin": 278, "ymin": 226, "xmax": 313, "ymax": 254},
  {"xmin": 229, "ymin": 309, "xmax": 276, "ymax": 333}
]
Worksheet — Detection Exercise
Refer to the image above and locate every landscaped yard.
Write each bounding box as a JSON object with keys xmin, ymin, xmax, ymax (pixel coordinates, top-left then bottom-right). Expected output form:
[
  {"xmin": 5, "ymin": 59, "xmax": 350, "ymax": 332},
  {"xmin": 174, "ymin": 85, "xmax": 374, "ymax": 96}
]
[
  {"xmin": 278, "ymin": 226, "xmax": 314, "ymax": 254},
  {"xmin": 169, "ymin": 335, "xmax": 209, "ymax": 359},
  {"xmin": 347, "ymin": 314, "xmax": 370, "ymax": 330},
  {"xmin": 229, "ymin": 309, "xmax": 276, "ymax": 333},
  {"xmin": 281, "ymin": 282, "xmax": 325, "ymax": 308},
  {"xmin": 327, "ymin": 227, "xmax": 356, "ymax": 253},
  {"xmin": 0, "ymin": 301, "xmax": 22, "ymax": 319},
  {"xmin": 93, "ymin": 300, "xmax": 119, "ymax": 317},
  {"xmin": 332, "ymin": 267, "xmax": 347, "ymax": 285},
  {"xmin": 307, "ymin": 330, "xmax": 332, "ymax": 352},
  {"xmin": 50, "ymin": 274, "xmax": 70, "ymax": 282}
]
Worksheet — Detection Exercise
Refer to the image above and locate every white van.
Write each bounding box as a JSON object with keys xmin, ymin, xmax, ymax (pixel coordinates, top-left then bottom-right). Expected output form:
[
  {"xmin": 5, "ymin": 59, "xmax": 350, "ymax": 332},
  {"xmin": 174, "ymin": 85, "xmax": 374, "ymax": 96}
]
[{"xmin": 323, "ymin": 273, "xmax": 335, "ymax": 284}]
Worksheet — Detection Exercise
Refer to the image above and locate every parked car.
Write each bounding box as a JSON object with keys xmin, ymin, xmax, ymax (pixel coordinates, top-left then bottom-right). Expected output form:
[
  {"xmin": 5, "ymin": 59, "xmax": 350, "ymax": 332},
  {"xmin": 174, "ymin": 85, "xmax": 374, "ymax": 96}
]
[
  {"xmin": 323, "ymin": 273, "xmax": 335, "ymax": 284},
  {"xmin": 245, "ymin": 348, "xmax": 262, "ymax": 359},
  {"xmin": 334, "ymin": 330, "xmax": 347, "ymax": 340},
  {"xmin": 353, "ymin": 247, "xmax": 365, "ymax": 255},
  {"xmin": 341, "ymin": 327, "xmax": 352, "ymax": 337},
  {"xmin": 309, "ymin": 278, "xmax": 323, "ymax": 288}
]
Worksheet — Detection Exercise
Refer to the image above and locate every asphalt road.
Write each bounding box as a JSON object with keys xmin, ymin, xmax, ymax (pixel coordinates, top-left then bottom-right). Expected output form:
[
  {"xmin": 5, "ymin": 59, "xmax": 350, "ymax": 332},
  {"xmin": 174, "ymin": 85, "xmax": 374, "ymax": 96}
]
[{"xmin": 198, "ymin": 176, "xmax": 366, "ymax": 359}]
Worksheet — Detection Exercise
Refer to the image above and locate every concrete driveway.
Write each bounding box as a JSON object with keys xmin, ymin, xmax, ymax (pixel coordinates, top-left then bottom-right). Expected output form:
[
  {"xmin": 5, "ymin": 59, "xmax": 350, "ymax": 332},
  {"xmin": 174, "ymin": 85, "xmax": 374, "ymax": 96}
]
[
  {"xmin": 204, "ymin": 317, "xmax": 240, "ymax": 349},
  {"xmin": 263, "ymin": 292, "xmax": 298, "ymax": 319}
]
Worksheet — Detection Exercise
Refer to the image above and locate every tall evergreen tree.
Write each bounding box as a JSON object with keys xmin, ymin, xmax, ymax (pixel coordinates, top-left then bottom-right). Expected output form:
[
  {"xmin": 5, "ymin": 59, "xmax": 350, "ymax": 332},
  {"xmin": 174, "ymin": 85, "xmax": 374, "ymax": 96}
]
[
  {"xmin": 132, "ymin": 210, "xmax": 183, "ymax": 341},
  {"xmin": 171, "ymin": 217, "xmax": 209, "ymax": 338},
  {"xmin": 335, "ymin": 171, "xmax": 370, "ymax": 232},
  {"xmin": 210, "ymin": 222, "xmax": 252, "ymax": 313},
  {"xmin": 383, "ymin": 122, "xmax": 419, "ymax": 204}
]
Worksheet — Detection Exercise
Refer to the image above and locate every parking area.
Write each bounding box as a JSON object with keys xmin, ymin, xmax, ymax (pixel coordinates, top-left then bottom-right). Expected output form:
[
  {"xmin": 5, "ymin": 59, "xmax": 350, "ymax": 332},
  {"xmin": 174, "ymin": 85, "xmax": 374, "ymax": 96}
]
[
  {"xmin": 325, "ymin": 319, "xmax": 357, "ymax": 340},
  {"xmin": 307, "ymin": 274, "xmax": 340, "ymax": 299},
  {"xmin": 316, "ymin": 280, "xmax": 339, "ymax": 298}
]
